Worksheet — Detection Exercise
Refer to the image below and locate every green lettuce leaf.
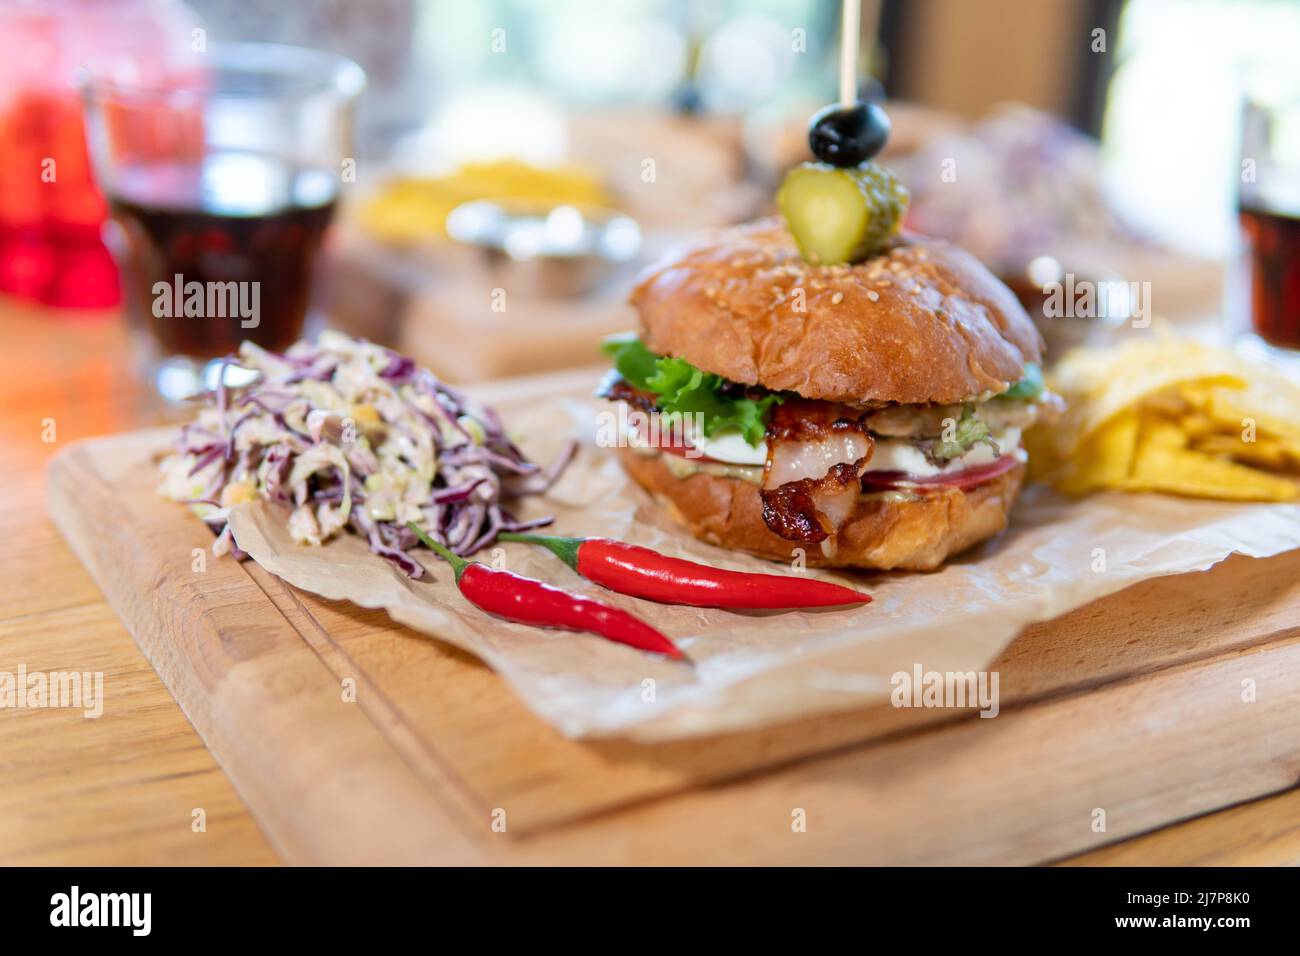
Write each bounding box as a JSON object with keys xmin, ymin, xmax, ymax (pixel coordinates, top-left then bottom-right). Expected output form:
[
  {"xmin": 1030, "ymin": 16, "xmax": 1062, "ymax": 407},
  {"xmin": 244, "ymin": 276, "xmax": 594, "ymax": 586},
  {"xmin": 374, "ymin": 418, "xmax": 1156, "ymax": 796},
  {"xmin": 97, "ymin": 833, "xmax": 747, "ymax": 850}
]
[
  {"xmin": 925, "ymin": 404, "xmax": 996, "ymax": 462},
  {"xmin": 601, "ymin": 336, "xmax": 782, "ymax": 446},
  {"xmin": 602, "ymin": 333, "xmax": 659, "ymax": 390},
  {"xmin": 997, "ymin": 363, "xmax": 1043, "ymax": 401}
]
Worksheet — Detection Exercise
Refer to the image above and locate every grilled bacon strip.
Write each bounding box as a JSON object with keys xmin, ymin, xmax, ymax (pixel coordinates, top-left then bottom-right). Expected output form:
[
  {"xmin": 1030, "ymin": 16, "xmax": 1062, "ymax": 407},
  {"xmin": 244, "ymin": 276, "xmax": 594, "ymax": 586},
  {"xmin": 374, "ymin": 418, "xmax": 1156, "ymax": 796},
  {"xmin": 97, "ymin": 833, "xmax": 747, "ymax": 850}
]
[
  {"xmin": 760, "ymin": 461, "xmax": 868, "ymax": 542},
  {"xmin": 598, "ymin": 375, "xmax": 660, "ymax": 415},
  {"xmin": 760, "ymin": 399, "xmax": 874, "ymax": 543}
]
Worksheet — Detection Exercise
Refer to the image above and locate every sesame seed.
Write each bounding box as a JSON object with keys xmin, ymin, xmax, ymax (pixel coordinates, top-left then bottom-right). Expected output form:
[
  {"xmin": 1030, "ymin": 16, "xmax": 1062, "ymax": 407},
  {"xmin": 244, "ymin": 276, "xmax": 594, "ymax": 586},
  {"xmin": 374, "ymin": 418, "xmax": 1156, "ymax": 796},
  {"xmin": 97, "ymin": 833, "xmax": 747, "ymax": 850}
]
[
  {"xmin": 866, "ymin": 290, "xmax": 880, "ymax": 302},
  {"xmin": 831, "ymin": 292, "xmax": 844, "ymax": 304}
]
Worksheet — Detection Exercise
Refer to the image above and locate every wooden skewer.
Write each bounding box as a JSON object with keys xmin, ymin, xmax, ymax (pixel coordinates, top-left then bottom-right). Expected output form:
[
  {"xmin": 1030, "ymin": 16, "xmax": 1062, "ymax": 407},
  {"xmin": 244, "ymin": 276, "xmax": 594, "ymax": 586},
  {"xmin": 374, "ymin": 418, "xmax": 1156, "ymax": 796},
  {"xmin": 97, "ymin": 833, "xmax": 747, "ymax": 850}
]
[{"xmin": 839, "ymin": 0, "xmax": 860, "ymax": 107}]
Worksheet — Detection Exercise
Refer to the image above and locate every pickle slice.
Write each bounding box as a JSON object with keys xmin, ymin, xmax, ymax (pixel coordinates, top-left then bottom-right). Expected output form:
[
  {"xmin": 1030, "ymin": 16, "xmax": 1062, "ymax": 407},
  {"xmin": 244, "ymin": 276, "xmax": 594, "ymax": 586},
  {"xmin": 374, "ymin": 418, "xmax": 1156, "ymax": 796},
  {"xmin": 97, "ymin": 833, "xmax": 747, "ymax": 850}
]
[{"xmin": 777, "ymin": 162, "xmax": 909, "ymax": 265}]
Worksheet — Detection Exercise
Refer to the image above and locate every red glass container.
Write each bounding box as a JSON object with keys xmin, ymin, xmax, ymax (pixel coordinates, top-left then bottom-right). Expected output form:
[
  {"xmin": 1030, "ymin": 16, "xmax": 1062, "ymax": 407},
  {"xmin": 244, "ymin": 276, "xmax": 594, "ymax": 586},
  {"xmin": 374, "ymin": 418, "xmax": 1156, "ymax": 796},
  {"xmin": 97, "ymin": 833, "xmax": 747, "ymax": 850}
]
[{"xmin": 0, "ymin": 0, "xmax": 200, "ymax": 309}]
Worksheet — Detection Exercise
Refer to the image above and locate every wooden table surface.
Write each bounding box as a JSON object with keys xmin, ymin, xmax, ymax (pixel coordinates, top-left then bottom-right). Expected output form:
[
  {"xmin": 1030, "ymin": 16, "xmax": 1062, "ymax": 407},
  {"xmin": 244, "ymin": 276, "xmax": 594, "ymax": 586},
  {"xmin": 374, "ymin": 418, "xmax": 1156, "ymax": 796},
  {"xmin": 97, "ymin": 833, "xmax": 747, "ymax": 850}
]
[{"xmin": 3, "ymin": 299, "xmax": 1299, "ymax": 866}]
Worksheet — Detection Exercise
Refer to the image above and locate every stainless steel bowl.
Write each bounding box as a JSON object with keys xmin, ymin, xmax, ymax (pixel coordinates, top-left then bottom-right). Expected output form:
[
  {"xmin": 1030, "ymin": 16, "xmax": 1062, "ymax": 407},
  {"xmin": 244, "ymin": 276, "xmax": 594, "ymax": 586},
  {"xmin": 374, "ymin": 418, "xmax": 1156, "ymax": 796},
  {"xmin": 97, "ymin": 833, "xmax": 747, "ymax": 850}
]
[{"xmin": 445, "ymin": 200, "xmax": 642, "ymax": 299}]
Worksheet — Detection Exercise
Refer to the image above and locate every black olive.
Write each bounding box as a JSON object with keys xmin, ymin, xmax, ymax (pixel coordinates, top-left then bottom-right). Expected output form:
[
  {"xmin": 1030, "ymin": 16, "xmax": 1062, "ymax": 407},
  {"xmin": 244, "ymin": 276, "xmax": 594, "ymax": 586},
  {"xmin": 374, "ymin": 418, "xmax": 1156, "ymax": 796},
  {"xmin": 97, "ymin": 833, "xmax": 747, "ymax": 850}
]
[{"xmin": 808, "ymin": 101, "xmax": 890, "ymax": 167}]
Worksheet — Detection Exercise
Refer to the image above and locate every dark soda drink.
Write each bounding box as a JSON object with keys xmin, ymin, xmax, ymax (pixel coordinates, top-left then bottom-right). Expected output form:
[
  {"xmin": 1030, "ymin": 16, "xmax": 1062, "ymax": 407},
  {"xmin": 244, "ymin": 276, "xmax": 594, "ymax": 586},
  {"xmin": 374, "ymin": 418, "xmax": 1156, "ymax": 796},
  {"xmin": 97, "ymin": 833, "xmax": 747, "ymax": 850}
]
[
  {"xmin": 107, "ymin": 151, "xmax": 337, "ymax": 358},
  {"xmin": 1240, "ymin": 203, "xmax": 1300, "ymax": 351}
]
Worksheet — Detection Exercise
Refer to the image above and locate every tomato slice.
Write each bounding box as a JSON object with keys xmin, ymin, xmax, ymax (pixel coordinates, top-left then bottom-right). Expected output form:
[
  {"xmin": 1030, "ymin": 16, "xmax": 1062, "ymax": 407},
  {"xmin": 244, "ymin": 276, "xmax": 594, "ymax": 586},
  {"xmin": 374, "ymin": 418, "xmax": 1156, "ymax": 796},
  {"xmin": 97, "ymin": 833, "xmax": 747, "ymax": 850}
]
[{"xmin": 630, "ymin": 415, "xmax": 728, "ymax": 463}]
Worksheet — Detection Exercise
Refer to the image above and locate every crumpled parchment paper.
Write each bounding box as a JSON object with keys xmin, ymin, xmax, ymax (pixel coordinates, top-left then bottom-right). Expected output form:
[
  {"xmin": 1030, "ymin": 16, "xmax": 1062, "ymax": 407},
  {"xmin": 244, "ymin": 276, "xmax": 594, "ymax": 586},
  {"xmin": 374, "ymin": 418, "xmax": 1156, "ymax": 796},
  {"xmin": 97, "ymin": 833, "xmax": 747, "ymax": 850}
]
[{"xmin": 227, "ymin": 391, "xmax": 1300, "ymax": 741}]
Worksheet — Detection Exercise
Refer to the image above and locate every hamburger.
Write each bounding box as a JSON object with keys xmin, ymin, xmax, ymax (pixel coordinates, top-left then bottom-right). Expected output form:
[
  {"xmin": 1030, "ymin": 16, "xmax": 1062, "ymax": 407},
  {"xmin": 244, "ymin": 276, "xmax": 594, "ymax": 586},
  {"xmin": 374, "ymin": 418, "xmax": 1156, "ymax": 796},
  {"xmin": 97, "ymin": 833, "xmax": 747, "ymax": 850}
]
[{"xmin": 598, "ymin": 217, "xmax": 1061, "ymax": 570}]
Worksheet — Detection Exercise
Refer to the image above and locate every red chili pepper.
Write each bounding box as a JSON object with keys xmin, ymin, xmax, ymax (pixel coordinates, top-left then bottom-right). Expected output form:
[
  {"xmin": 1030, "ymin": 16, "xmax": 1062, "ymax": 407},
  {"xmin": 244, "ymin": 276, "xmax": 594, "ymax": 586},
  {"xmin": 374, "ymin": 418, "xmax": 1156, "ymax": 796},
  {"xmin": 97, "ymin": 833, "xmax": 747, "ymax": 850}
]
[
  {"xmin": 497, "ymin": 533, "xmax": 870, "ymax": 610},
  {"xmin": 407, "ymin": 523, "xmax": 684, "ymax": 660}
]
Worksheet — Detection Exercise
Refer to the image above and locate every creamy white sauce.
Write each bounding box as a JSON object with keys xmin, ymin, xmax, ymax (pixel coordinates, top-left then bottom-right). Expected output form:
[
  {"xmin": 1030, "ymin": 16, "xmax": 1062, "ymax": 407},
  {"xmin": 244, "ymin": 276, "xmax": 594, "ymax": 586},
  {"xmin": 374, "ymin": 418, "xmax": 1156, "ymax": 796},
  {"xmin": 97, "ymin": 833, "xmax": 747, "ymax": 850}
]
[
  {"xmin": 681, "ymin": 425, "xmax": 767, "ymax": 465},
  {"xmin": 869, "ymin": 427, "xmax": 1022, "ymax": 476}
]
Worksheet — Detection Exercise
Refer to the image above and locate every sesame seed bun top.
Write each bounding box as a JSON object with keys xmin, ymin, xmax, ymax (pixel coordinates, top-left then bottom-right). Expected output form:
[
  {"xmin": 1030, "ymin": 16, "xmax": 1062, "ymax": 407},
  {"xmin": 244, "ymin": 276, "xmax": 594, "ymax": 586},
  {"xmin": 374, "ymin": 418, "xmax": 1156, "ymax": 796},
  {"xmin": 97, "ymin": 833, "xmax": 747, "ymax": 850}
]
[{"xmin": 629, "ymin": 219, "xmax": 1044, "ymax": 406}]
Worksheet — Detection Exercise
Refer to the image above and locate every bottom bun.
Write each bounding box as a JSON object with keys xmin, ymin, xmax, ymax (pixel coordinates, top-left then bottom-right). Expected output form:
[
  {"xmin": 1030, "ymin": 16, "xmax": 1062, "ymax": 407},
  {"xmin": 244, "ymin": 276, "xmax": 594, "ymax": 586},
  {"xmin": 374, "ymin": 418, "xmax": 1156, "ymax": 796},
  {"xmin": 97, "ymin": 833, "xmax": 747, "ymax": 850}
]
[{"xmin": 618, "ymin": 447, "xmax": 1025, "ymax": 571}]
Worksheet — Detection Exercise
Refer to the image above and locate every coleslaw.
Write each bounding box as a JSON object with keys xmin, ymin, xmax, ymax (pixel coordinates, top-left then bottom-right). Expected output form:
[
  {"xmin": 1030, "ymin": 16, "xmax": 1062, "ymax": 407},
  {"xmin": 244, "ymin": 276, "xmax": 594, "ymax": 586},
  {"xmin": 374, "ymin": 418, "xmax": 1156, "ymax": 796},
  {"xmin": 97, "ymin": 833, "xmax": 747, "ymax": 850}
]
[{"xmin": 159, "ymin": 332, "xmax": 573, "ymax": 577}]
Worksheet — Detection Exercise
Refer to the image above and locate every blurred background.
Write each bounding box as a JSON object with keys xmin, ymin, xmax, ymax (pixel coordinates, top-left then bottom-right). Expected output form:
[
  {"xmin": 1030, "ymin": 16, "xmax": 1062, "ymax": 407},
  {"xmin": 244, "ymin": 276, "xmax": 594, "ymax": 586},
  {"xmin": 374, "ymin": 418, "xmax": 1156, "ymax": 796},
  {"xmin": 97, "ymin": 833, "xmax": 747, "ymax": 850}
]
[{"xmin": 1, "ymin": 0, "xmax": 1297, "ymax": 405}]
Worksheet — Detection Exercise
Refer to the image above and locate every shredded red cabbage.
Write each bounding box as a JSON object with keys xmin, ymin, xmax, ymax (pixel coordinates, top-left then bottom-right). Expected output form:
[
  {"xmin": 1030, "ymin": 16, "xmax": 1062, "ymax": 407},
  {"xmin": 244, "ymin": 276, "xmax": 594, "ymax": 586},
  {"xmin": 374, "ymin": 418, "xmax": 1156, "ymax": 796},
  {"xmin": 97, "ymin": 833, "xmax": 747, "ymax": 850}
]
[{"xmin": 163, "ymin": 334, "xmax": 572, "ymax": 576}]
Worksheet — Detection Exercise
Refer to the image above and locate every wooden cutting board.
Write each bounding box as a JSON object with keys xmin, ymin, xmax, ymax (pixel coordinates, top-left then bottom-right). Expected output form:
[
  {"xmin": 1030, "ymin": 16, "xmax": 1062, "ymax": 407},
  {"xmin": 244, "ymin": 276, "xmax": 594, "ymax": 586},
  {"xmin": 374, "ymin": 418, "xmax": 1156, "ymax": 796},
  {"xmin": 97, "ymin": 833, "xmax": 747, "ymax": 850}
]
[{"xmin": 47, "ymin": 370, "xmax": 1300, "ymax": 865}]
